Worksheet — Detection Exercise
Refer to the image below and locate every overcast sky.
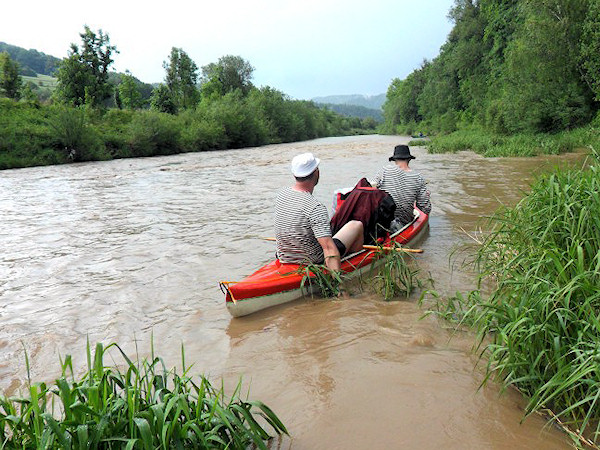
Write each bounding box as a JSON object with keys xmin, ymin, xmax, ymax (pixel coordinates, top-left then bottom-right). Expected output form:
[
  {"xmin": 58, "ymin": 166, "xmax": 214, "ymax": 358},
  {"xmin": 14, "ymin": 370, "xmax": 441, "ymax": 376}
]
[{"xmin": 2, "ymin": 0, "xmax": 455, "ymax": 100}]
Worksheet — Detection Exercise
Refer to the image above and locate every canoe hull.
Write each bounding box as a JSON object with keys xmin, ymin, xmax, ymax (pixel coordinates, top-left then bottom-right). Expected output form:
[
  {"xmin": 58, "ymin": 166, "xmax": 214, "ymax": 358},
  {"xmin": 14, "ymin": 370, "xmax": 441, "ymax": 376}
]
[{"xmin": 223, "ymin": 210, "xmax": 429, "ymax": 317}]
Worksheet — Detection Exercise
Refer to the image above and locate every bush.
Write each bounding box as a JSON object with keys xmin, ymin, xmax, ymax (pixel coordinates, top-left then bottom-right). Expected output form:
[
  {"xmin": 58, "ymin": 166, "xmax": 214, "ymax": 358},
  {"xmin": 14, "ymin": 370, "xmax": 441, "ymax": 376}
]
[
  {"xmin": 47, "ymin": 106, "xmax": 104, "ymax": 161},
  {"xmin": 180, "ymin": 112, "xmax": 227, "ymax": 152},
  {"xmin": 198, "ymin": 93, "xmax": 269, "ymax": 149},
  {"xmin": 128, "ymin": 111, "xmax": 181, "ymax": 157}
]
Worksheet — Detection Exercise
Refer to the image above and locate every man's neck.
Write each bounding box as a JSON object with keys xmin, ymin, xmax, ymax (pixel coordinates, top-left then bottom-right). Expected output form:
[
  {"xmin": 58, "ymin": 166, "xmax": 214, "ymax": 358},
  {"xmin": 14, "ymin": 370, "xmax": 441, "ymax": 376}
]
[
  {"xmin": 292, "ymin": 181, "xmax": 314, "ymax": 193},
  {"xmin": 394, "ymin": 161, "xmax": 411, "ymax": 171}
]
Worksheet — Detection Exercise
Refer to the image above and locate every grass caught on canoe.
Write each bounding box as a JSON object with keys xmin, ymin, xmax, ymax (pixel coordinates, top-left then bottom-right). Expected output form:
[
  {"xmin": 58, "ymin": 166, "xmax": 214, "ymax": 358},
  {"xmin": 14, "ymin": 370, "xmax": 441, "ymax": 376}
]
[
  {"xmin": 0, "ymin": 340, "xmax": 287, "ymax": 449},
  {"xmin": 299, "ymin": 243, "xmax": 424, "ymax": 301},
  {"xmin": 426, "ymin": 148, "xmax": 600, "ymax": 446}
]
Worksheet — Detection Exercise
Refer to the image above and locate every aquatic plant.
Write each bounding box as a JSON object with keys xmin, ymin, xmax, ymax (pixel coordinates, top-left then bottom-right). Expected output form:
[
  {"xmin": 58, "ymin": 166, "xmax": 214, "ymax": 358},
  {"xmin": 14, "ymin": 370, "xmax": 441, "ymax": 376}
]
[
  {"xmin": 371, "ymin": 244, "xmax": 422, "ymax": 301},
  {"xmin": 297, "ymin": 245, "xmax": 423, "ymax": 301},
  {"xmin": 0, "ymin": 340, "xmax": 287, "ymax": 449},
  {"xmin": 298, "ymin": 262, "xmax": 346, "ymax": 298},
  {"xmin": 429, "ymin": 148, "xmax": 600, "ymax": 444}
]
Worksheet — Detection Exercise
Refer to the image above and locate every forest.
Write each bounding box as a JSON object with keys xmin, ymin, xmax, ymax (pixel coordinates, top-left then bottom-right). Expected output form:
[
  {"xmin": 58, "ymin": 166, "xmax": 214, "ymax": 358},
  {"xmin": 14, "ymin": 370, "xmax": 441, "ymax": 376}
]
[
  {"xmin": 0, "ymin": 29, "xmax": 376, "ymax": 170},
  {"xmin": 384, "ymin": 0, "xmax": 600, "ymax": 154}
]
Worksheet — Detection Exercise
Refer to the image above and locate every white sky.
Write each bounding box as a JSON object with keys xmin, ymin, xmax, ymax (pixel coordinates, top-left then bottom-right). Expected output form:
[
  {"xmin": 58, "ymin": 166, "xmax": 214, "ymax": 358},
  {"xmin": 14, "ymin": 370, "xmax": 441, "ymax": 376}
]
[{"xmin": 2, "ymin": 0, "xmax": 455, "ymax": 100}]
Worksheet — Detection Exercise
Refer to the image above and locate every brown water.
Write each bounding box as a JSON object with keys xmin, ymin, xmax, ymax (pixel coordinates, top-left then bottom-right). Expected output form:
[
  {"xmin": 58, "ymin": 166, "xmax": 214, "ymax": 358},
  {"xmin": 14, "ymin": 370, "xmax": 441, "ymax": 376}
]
[{"xmin": 0, "ymin": 135, "xmax": 584, "ymax": 448}]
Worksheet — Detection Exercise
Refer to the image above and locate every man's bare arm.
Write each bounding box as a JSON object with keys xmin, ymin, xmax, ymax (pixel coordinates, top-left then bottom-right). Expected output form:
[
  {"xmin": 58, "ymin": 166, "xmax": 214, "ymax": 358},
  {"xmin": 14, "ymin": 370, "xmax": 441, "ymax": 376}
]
[{"xmin": 317, "ymin": 236, "xmax": 341, "ymax": 272}]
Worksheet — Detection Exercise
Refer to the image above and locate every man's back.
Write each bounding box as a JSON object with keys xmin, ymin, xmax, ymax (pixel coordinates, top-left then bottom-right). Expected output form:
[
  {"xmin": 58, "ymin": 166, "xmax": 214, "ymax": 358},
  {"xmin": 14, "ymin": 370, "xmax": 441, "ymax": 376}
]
[
  {"xmin": 374, "ymin": 165, "xmax": 431, "ymax": 225},
  {"xmin": 274, "ymin": 187, "xmax": 331, "ymax": 264}
]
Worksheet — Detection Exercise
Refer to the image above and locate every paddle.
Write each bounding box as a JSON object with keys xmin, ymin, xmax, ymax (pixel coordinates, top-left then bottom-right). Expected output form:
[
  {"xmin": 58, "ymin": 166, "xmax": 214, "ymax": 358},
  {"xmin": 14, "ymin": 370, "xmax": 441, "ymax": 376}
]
[
  {"xmin": 362, "ymin": 245, "xmax": 423, "ymax": 254},
  {"xmin": 261, "ymin": 238, "xmax": 423, "ymax": 253}
]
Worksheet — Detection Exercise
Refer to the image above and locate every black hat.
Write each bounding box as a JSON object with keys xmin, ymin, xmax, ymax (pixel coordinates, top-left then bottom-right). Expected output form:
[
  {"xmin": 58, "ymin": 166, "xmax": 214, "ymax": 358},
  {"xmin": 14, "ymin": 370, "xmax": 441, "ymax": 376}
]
[{"xmin": 389, "ymin": 144, "xmax": 415, "ymax": 161}]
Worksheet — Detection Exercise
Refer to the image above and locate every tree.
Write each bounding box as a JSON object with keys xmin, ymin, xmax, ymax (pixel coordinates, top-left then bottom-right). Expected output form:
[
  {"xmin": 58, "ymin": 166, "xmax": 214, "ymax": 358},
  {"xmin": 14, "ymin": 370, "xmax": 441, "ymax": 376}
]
[
  {"xmin": 55, "ymin": 26, "xmax": 118, "ymax": 107},
  {"xmin": 499, "ymin": 0, "xmax": 593, "ymax": 132},
  {"xmin": 118, "ymin": 70, "xmax": 142, "ymax": 109},
  {"xmin": 0, "ymin": 52, "xmax": 23, "ymax": 100},
  {"xmin": 150, "ymin": 84, "xmax": 177, "ymax": 114},
  {"xmin": 201, "ymin": 55, "xmax": 254, "ymax": 97},
  {"xmin": 383, "ymin": 60, "xmax": 430, "ymax": 130},
  {"xmin": 580, "ymin": 1, "xmax": 600, "ymax": 101},
  {"xmin": 162, "ymin": 47, "xmax": 199, "ymax": 111}
]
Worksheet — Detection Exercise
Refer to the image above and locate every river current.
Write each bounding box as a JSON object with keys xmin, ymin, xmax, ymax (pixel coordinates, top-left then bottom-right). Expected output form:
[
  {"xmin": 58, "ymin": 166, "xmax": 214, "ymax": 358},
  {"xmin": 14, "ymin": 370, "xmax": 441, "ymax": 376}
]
[{"xmin": 0, "ymin": 135, "xmax": 584, "ymax": 448}]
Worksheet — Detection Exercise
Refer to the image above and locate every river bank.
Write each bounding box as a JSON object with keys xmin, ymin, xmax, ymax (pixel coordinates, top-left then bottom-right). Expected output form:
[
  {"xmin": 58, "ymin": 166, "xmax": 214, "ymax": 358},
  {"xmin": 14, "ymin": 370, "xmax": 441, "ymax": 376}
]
[
  {"xmin": 0, "ymin": 95, "xmax": 375, "ymax": 170},
  {"xmin": 428, "ymin": 147, "xmax": 600, "ymax": 447}
]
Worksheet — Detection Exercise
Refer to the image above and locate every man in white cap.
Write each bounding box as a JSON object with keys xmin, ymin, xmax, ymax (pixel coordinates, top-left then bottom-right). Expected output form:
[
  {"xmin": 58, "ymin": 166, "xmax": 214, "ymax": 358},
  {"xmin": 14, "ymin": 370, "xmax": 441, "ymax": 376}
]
[{"xmin": 274, "ymin": 152, "xmax": 364, "ymax": 271}]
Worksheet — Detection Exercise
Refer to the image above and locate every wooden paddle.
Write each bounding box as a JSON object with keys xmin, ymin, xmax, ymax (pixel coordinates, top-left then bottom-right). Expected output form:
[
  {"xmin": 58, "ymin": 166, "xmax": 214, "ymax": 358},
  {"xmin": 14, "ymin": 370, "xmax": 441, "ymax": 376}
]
[
  {"xmin": 362, "ymin": 245, "xmax": 423, "ymax": 254},
  {"xmin": 261, "ymin": 238, "xmax": 423, "ymax": 253}
]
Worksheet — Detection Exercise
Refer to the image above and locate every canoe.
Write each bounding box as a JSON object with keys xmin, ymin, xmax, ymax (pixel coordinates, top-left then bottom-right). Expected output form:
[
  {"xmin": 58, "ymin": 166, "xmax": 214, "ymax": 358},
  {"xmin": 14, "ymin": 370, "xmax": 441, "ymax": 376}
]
[{"xmin": 221, "ymin": 208, "xmax": 429, "ymax": 317}]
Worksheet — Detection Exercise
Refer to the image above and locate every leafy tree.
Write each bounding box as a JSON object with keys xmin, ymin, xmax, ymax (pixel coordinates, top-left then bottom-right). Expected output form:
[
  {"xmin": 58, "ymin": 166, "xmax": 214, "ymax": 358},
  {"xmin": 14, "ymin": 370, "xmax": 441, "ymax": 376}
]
[
  {"xmin": 162, "ymin": 47, "xmax": 199, "ymax": 111},
  {"xmin": 0, "ymin": 52, "xmax": 23, "ymax": 100},
  {"xmin": 500, "ymin": 0, "xmax": 593, "ymax": 132},
  {"xmin": 383, "ymin": 61, "xmax": 429, "ymax": 130},
  {"xmin": 580, "ymin": 1, "xmax": 600, "ymax": 101},
  {"xmin": 55, "ymin": 26, "xmax": 117, "ymax": 107},
  {"xmin": 201, "ymin": 55, "xmax": 254, "ymax": 97},
  {"xmin": 21, "ymin": 82, "xmax": 39, "ymax": 104},
  {"xmin": 150, "ymin": 83, "xmax": 177, "ymax": 114},
  {"xmin": 118, "ymin": 70, "xmax": 142, "ymax": 109}
]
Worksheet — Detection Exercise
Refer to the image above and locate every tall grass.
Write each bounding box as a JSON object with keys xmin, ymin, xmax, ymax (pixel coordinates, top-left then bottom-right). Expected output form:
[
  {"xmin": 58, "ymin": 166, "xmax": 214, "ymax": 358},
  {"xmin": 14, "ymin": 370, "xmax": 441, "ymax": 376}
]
[
  {"xmin": 372, "ymin": 245, "xmax": 422, "ymax": 301},
  {"xmin": 425, "ymin": 127, "xmax": 600, "ymax": 157},
  {"xmin": 429, "ymin": 148, "xmax": 600, "ymax": 443},
  {"xmin": 0, "ymin": 341, "xmax": 287, "ymax": 449}
]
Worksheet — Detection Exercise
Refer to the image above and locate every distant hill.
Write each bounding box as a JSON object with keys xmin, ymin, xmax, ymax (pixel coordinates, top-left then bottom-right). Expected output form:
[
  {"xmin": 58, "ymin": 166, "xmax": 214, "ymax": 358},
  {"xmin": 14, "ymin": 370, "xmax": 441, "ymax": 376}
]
[
  {"xmin": 318, "ymin": 103, "xmax": 383, "ymax": 122},
  {"xmin": 312, "ymin": 93, "xmax": 386, "ymax": 110},
  {"xmin": 0, "ymin": 42, "xmax": 61, "ymax": 76}
]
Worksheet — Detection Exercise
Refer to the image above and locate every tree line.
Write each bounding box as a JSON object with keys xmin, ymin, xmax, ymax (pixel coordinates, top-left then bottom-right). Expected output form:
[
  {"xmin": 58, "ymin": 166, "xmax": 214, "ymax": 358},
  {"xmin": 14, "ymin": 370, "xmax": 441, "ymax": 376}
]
[
  {"xmin": 383, "ymin": 0, "xmax": 600, "ymax": 136},
  {"xmin": 0, "ymin": 26, "xmax": 376, "ymax": 169}
]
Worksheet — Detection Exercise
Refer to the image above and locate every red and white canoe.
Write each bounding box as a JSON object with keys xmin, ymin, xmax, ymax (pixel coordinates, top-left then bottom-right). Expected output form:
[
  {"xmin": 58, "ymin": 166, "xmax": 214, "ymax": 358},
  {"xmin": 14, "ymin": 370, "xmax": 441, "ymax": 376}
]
[{"xmin": 221, "ymin": 209, "xmax": 429, "ymax": 317}]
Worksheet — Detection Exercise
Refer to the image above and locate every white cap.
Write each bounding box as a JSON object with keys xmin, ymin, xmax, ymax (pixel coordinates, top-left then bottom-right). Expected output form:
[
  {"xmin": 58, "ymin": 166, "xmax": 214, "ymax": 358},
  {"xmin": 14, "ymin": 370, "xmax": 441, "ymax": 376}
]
[{"xmin": 291, "ymin": 152, "xmax": 320, "ymax": 177}]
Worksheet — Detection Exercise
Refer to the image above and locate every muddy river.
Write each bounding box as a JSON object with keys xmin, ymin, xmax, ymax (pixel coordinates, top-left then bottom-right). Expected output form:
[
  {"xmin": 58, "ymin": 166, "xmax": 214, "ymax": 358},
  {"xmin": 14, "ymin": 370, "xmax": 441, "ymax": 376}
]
[{"xmin": 0, "ymin": 135, "xmax": 584, "ymax": 448}]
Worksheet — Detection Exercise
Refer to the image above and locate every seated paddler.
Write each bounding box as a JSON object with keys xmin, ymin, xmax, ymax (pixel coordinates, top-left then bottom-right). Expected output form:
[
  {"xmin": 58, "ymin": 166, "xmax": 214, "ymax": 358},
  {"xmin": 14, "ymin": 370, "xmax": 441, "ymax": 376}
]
[{"xmin": 275, "ymin": 152, "xmax": 364, "ymax": 272}]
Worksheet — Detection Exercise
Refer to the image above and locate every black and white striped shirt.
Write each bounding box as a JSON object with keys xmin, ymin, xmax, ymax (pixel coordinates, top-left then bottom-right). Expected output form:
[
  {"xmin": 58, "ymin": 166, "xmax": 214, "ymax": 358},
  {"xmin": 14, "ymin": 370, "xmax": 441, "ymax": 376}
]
[
  {"xmin": 374, "ymin": 165, "xmax": 431, "ymax": 225},
  {"xmin": 274, "ymin": 187, "xmax": 332, "ymax": 264}
]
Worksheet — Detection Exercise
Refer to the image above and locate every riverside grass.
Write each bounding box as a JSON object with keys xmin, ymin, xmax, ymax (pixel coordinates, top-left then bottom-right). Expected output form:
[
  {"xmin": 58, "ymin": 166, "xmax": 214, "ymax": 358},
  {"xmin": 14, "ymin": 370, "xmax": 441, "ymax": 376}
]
[
  {"xmin": 0, "ymin": 341, "xmax": 287, "ymax": 449},
  {"xmin": 414, "ymin": 126, "xmax": 600, "ymax": 157},
  {"xmin": 428, "ymin": 148, "xmax": 600, "ymax": 445}
]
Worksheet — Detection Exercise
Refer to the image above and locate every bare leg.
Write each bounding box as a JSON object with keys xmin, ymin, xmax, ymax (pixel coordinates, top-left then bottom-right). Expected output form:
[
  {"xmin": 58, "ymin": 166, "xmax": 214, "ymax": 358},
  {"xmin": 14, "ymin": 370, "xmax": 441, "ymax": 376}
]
[{"xmin": 333, "ymin": 220, "xmax": 364, "ymax": 254}]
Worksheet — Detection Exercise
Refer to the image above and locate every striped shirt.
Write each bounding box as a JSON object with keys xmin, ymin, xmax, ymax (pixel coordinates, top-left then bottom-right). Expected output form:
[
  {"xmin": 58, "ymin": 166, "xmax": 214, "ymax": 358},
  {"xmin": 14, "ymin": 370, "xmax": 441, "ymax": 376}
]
[
  {"xmin": 373, "ymin": 165, "xmax": 431, "ymax": 225},
  {"xmin": 274, "ymin": 187, "xmax": 332, "ymax": 264}
]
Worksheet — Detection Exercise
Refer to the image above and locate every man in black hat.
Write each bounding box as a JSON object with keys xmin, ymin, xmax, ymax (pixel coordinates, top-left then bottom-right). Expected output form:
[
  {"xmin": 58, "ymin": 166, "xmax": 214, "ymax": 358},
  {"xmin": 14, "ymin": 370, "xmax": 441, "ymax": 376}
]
[{"xmin": 371, "ymin": 144, "xmax": 431, "ymax": 229}]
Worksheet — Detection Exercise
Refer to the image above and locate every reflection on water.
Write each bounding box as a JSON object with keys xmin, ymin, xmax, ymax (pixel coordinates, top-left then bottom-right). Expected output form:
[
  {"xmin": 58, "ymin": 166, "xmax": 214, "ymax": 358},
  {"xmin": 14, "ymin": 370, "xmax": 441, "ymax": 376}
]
[{"xmin": 0, "ymin": 135, "xmax": 584, "ymax": 448}]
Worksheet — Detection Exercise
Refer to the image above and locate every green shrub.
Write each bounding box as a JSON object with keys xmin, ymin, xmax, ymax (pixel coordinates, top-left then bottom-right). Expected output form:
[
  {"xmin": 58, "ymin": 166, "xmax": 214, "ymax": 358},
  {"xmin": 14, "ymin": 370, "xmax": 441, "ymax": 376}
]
[
  {"xmin": 180, "ymin": 115, "xmax": 227, "ymax": 152},
  {"xmin": 47, "ymin": 106, "xmax": 104, "ymax": 161},
  {"xmin": 128, "ymin": 111, "xmax": 181, "ymax": 157}
]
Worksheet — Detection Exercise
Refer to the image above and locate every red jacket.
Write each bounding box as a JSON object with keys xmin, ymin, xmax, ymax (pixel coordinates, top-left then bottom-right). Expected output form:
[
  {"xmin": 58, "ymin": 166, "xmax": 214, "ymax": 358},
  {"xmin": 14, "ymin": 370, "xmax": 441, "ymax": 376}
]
[{"xmin": 330, "ymin": 178, "xmax": 396, "ymax": 244}]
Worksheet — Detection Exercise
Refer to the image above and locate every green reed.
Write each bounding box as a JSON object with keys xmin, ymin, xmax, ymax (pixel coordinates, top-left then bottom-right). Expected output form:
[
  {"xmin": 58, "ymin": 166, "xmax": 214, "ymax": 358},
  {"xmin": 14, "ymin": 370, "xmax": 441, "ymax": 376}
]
[
  {"xmin": 298, "ymin": 263, "xmax": 346, "ymax": 298},
  {"xmin": 371, "ymin": 245, "xmax": 422, "ymax": 301},
  {"xmin": 429, "ymin": 148, "xmax": 600, "ymax": 443},
  {"xmin": 298, "ymin": 247, "xmax": 423, "ymax": 301},
  {"xmin": 0, "ymin": 340, "xmax": 287, "ymax": 449}
]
